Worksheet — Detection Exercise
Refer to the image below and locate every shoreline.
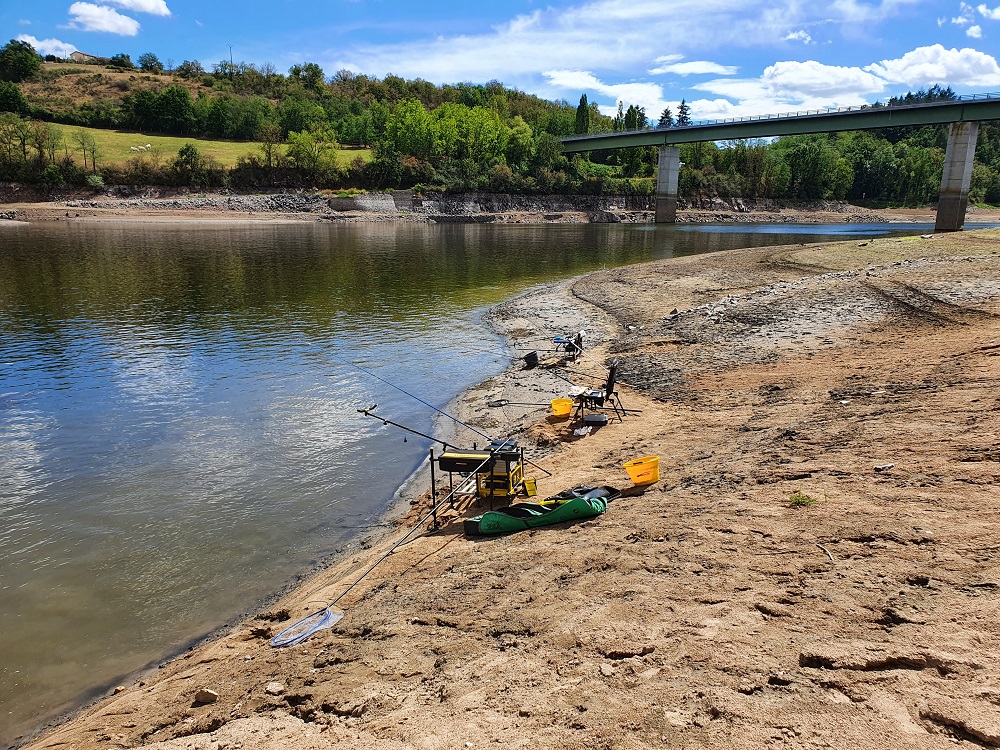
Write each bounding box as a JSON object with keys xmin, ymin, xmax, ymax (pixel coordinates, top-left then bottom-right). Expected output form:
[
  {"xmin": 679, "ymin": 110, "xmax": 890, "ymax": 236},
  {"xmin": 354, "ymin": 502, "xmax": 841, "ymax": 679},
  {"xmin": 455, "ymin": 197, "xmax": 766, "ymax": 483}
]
[
  {"xmin": 4, "ymin": 192, "xmax": 1000, "ymax": 226},
  {"xmin": 20, "ymin": 228, "xmax": 1000, "ymax": 750}
]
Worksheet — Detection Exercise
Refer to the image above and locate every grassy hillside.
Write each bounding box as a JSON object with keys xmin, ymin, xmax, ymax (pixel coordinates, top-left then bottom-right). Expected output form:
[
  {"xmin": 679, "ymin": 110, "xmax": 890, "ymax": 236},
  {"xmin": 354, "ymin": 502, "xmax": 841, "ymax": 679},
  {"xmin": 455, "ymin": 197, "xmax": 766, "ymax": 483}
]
[
  {"xmin": 52, "ymin": 124, "xmax": 372, "ymax": 169},
  {"xmin": 25, "ymin": 63, "xmax": 203, "ymax": 113}
]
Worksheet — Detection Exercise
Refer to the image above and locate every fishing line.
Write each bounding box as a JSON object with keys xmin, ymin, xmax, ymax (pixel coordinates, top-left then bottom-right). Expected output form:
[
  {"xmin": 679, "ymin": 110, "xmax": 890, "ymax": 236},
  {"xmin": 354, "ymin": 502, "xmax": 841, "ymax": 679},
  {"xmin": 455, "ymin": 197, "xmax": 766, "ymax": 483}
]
[
  {"xmin": 272, "ymin": 452, "xmax": 493, "ymax": 648},
  {"xmin": 326, "ymin": 350, "xmax": 492, "ymax": 442}
]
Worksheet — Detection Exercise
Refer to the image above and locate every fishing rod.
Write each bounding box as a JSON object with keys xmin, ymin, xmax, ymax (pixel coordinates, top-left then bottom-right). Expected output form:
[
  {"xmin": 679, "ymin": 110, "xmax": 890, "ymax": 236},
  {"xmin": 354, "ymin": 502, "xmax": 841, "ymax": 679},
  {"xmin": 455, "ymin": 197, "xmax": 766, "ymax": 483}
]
[
  {"xmin": 487, "ymin": 398, "xmax": 642, "ymax": 414},
  {"xmin": 357, "ymin": 405, "xmax": 457, "ymax": 451},
  {"xmin": 329, "ymin": 350, "xmax": 557, "ymax": 480},
  {"xmin": 326, "ymin": 350, "xmax": 493, "ymax": 443}
]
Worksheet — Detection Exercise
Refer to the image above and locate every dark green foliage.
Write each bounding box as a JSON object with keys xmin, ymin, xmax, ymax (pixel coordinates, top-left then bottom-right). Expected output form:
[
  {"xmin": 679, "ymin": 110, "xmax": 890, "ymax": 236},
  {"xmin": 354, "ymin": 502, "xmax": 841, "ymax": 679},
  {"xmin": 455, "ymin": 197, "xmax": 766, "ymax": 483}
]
[
  {"xmin": 0, "ymin": 81, "xmax": 28, "ymax": 114},
  {"xmin": 5, "ymin": 60, "xmax": 997, "ymax": 205},
  {"xmin": 175, "ymin": 60, "xmax": 205, "ymax": 79},
  {"xmin": 676, "ymin": 99, "xmax": 691, "ymax": 127},
  {"xmin": 170, "ymin": 143, "xmax": 224, "ymax": 187},
  {"xmin": 108, "ymin": 53, "xmax": 134, "ymax": 71},
  {"xmin": 137, "ymin": 53, "xmax": 163, "ymax": 73},
  {"xmin": 0, "ymin": 39, "xmax": 42, "ymax": 83},
  {"xmin": 575, "ymin": 94, "xmax": 590, "ymax": 135}
]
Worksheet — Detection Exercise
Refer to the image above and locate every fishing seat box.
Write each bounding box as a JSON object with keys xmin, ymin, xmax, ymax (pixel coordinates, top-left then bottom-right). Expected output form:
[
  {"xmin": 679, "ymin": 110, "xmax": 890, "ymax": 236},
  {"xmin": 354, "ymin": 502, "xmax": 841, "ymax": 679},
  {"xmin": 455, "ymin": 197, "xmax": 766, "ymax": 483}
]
[
  {"xmin": 476, "ymin": 449, "xmax": 524, "ymax": 504},
  {"xmin": 439, "ymin": 451, "xmax": 492, "ymax": 474}
]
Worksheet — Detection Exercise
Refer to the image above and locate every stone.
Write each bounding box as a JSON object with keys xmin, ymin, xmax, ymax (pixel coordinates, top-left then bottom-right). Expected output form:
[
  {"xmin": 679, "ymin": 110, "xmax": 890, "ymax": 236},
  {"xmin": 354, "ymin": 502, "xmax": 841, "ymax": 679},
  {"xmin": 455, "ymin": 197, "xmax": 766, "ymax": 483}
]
[
  {"xmin": 265, "ymin": 681, "xmax": 285, "ymax": 696},
  {"xmin": 194, "ymin": 688, "xmax": 219, "ymax": 704}
]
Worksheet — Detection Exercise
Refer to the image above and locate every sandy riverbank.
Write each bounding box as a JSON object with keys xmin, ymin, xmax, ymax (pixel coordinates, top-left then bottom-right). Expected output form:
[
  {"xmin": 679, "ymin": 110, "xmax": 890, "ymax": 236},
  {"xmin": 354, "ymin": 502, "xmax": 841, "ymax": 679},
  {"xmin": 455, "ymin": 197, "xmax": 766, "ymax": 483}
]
[{"xmin": 21, "ymin": 228, "xmax": 1000, "ymax": 750}]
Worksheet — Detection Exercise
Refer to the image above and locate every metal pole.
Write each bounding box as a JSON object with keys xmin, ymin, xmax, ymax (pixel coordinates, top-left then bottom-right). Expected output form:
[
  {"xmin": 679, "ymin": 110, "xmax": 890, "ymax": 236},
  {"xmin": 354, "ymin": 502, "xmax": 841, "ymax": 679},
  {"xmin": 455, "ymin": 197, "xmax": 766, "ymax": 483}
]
[{"xmin": 429, "ymin": 448, "xmax": 438, "ymax": 530}]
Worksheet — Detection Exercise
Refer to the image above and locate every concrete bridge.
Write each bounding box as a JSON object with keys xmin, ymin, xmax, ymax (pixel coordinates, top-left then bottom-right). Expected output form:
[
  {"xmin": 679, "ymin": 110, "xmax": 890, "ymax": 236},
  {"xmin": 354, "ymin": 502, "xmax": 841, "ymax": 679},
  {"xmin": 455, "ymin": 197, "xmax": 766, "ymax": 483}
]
[{"xmin": 561, "ymin": 95, "xmax": 1000, "ymax": 231}]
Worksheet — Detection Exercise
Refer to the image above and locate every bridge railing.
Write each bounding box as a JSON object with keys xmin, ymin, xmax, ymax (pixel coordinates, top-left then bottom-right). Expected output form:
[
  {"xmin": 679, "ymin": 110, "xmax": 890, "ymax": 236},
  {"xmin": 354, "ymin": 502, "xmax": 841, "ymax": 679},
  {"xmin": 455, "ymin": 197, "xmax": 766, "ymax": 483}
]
[{"xmin": 561, "ymin": 92, "xmax": 1000, "ymax": 141}]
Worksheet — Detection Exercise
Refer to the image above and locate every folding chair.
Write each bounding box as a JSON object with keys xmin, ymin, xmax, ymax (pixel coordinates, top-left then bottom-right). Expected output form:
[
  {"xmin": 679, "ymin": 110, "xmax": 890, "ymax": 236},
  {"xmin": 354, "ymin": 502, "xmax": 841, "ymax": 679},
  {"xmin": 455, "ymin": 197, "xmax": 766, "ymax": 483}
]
[{"xmin": 573, "ymin": 358, "xmax": 626, "ymax": 422}]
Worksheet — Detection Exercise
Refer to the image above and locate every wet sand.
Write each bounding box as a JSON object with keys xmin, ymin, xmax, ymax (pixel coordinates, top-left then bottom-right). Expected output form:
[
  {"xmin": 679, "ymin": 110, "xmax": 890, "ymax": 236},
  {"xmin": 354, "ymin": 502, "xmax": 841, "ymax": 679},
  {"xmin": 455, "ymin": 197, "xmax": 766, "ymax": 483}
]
[{"xmin": 19, "ymin": 228, "xmax": 1000, "ymax": 750}]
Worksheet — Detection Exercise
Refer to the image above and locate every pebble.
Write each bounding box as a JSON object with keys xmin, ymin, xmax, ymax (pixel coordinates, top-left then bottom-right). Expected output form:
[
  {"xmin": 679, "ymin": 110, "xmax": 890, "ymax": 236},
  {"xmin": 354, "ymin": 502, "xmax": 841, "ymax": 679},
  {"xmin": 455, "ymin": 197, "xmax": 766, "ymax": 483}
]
[{"xmin": 265, "ymin": 681, "xmax": 285, "ymax": 696}]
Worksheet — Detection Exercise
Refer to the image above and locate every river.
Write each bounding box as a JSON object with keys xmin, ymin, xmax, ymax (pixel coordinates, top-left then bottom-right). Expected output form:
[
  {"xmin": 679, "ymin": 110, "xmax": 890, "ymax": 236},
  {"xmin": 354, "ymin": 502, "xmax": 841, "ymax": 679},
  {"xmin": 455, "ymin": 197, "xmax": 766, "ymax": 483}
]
[{"xmin": 0, "ymin": 219, "xmax": 945, "ymax": 744}]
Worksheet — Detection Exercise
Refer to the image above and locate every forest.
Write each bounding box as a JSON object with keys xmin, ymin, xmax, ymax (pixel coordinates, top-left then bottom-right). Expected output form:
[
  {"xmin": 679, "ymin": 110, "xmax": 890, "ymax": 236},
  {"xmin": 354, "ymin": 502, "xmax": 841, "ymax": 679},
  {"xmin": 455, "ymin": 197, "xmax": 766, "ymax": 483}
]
[{"xmin": 1, "ymin": 39, "xmax": 999, "ymax": 204}]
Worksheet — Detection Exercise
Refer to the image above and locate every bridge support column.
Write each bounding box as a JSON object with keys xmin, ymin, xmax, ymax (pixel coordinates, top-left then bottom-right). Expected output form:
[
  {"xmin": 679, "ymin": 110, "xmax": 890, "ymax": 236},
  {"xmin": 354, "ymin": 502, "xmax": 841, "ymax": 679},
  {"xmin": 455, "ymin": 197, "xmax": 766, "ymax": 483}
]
[
  {"xmin": 655, "ymin": 145, "xmax": 681, "ymax": 223},
  {"xmin": 935, "ymin": 121, "xmax": 979, "ymax": 233}
]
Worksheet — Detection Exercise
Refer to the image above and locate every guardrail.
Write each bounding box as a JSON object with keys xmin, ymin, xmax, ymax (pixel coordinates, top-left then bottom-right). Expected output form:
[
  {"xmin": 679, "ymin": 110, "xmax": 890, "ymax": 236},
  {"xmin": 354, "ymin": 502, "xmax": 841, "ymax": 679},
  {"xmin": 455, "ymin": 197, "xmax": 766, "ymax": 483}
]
[{"xmin": 561, "ymin": 92, "xmax": 1000, "ymax": 141}]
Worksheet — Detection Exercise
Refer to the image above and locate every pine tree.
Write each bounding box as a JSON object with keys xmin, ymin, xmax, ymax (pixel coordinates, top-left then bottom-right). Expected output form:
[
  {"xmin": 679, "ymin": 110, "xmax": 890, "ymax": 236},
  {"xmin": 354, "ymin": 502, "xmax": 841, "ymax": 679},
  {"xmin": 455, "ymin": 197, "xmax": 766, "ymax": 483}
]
[
  {"xmin": 676, "ymin": 99, "xmax": 691, "ymax": 127},
  {"xmin": 575, "ymin": 94, "xmax": 590, "ymax": 135},
  {"xmin": 658, "ymin": 107, "xmax": 674, "ymax": 128}
]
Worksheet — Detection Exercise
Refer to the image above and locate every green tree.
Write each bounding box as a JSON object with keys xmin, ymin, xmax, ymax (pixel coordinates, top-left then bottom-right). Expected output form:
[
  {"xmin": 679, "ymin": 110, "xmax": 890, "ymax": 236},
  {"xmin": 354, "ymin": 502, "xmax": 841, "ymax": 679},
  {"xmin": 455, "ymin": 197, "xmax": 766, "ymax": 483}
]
[
  {"xmin": 73, "ymin": 128, "xmax": 98, "ymax": 171},
  {"xmin": 384, "ymin": 99, "xmax": 434, "ymax": 160},
  {"xmin": 676, "ymin": 99, "xmax": 691, "ymax": 127},
  {"xmin": 658, "ymin": 108, "xmax": 673, "ymax": 128},
  {"xmin": 289, "ymin": 62, "xmax": 325, "ymax": 93},
  {"xmin": 771, "ymin": 134, "xmax": 844, "ymax": 199},
  {"xmin": 285, "ymin": 125, "xmax": 338, "ymax": 177},
  {"xmin": 505, "ymin": 116, "xmax": 534, "ymax": 171},
  {"xmin": 0, "ymin": 80, "xmax": 28, "ymax": 113},
  {"xmin": 137, "ymin": 52, "xmax": 163, "ymax": 73},
  {"xmin": 257, "ymin": 121, "xmax": 283, "ymax": 168},
  {"xmin": 158, "ymin": 85, "xmax": 195, "ymax": 134},
  {"xmin": 575, "ymin": 94, "xmax": 590, "ymax": 135},
  {"xmin": 278, "ymin": 97, "xmax": 327, "ymax": 136},
  {"xmin": 175, "ymin": 60, "xmax": 204, "ymax": 79},
  {"xmin": 29, "ymin": 121, "xmax": 61, "ymax": 167},
  {"xmin": 171, "ymin": 143, "xmax": 222, "ymax": 187},
  {"xmin": 0, "ymin": 39, "xmax": 42, "ymax": 83},
  {"xmin": 109, "ymin": 52, "xmax": 134, "ymax": 70}
]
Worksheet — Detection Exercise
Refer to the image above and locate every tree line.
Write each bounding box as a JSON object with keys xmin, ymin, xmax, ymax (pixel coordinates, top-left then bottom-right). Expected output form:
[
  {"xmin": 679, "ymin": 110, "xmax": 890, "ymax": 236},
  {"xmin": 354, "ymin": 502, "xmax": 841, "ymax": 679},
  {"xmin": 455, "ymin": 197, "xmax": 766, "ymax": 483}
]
[{"xmin": 1, "ymin": 39, "xmax": 998, "ymax": 204}]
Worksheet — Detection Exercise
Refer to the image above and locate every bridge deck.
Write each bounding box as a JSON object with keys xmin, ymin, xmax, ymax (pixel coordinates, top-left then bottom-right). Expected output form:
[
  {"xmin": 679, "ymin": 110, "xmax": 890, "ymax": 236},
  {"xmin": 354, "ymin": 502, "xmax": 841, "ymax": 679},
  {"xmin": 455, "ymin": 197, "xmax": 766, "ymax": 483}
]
[{"xmin": 561, "ymin": 95, "xmax": 1000, "ymax": 151}]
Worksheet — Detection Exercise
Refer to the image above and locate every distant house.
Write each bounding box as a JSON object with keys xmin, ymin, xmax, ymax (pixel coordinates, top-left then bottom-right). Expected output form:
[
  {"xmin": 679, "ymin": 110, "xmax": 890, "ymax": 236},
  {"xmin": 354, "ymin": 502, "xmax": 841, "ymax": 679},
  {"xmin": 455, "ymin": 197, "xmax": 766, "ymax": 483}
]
[{"xmin": 69, "ymin": 51, "xmax": 106, "ymax": 64}]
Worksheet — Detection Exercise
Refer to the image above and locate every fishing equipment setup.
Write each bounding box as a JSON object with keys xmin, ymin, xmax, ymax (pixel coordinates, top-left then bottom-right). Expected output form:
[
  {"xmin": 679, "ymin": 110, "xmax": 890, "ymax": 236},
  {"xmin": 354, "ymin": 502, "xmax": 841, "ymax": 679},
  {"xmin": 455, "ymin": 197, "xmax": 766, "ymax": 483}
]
[
  {"xmin": 271, "ymin": 327, "xmax": 636, "ymax": 648},
  {"xmin": 271, "ymin": 447, "xmax": 493, "ymax": 648}
]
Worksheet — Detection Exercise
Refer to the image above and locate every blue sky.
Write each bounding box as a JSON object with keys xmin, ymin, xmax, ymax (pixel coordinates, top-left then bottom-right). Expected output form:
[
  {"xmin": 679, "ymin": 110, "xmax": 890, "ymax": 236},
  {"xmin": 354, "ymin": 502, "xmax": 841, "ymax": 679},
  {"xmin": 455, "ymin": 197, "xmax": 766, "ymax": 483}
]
[{"xmin": 7, "ymin": 0, "xmax": 1000, "ymax": 120}]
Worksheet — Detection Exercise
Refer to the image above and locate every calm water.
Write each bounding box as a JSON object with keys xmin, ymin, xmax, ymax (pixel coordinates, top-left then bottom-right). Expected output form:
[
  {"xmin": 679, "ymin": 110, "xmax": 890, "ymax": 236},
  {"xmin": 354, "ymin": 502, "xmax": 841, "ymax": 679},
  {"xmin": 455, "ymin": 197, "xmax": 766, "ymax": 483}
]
[{"xmin": 0, "ymin": 219, "xmax": 940, "ymax": 743}]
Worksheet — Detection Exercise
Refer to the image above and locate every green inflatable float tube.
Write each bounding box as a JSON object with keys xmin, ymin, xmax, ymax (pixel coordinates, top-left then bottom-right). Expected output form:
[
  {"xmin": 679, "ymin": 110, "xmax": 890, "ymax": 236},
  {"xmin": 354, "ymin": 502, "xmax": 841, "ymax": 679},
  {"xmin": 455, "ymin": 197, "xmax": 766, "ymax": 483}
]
[{"xmin": 463, "ymin": 485, "xmax": 621, "ymax": 536}]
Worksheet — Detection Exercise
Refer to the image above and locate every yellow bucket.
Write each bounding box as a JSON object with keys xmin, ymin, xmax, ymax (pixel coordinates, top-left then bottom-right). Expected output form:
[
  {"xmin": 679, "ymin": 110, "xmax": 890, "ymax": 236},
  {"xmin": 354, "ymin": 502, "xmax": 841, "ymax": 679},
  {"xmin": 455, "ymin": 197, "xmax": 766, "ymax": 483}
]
[
  {"xmin": 550, "ymin": 397, "xmax": 573, "ymax": 418},
  {"xmin": 624, "ymin": 456, "xmax": 660, "ymax": 485}
]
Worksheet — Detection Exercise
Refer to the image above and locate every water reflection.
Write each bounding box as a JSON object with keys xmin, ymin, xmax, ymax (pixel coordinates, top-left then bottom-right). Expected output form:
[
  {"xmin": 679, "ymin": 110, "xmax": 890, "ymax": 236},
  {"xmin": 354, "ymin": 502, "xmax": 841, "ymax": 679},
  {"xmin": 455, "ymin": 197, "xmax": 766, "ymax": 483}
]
[{"xmin": 0, "ymin": 219, "xmax": 938, "ymax": 743}]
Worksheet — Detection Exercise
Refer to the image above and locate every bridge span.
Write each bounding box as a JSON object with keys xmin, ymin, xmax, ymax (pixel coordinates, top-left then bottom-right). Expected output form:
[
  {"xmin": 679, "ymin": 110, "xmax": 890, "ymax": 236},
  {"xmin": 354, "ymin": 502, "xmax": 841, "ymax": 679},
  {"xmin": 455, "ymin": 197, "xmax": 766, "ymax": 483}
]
[{"xmin": 560, "ymin": 95, "xmax": 1000, "ymax": 231}]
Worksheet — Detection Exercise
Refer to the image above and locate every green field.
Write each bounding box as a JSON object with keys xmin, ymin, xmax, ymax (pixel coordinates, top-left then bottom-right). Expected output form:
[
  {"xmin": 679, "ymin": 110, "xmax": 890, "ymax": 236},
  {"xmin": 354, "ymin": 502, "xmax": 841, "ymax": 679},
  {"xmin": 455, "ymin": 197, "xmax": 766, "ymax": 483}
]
[{"xmin": 52, "ymin": 124, "xmax": 372, "ymax": 169}]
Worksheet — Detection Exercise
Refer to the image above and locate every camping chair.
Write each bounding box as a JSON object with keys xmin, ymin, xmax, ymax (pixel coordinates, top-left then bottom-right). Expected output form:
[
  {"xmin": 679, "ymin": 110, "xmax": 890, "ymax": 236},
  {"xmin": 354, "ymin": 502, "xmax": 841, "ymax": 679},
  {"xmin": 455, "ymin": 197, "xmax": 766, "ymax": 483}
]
[{"xmin": 573, "ymin": 359, "xmax": 626, "ymax": 422}]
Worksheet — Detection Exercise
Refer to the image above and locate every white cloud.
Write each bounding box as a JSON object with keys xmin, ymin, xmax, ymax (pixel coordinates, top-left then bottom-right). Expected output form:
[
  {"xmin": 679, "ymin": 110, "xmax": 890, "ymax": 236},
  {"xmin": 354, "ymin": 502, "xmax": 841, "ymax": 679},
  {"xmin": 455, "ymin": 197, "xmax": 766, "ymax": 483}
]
[
  {"xmin": 783, "ymin": 30, "xmax": 815, "ymax": 43},
  {"xmin": 866, "ymin": 43, "xmax": 1000, "ymax": 86},
  {"xmin": 103, "ymin": 0, "xmax": 171, "ymax": 16},
  {"xmin": 544, "ymin": 69, "xmax": 668, "ymax": 113},
  {"xmin": 967, "ymin": 24, "xmax": 984, "ymax": 36},
  {"xmin": 332, "ymin": 0, "xmax": 848, "ymax": 85},
  {"xmin": 829, "ymin": 0, "xmax": 923, "ymax": 23},
  {"xmin": 978, "ymin": 3, "xmax": 1000, "ymax": 18},
  {"xmin": 762, "ymin": 59, "xmax": 886, "ymax": 96},
  {"xmin": 16, "ymin": 34, "xmax": 78, "ymax": 57},
  {"xmin": 67, "ymin": 2, "xmax": 141, "ymax": 35},
  {"xmin": 649, "ymin": 60, "xmax": 739, "ymax": 75},
  {"xmin": 19, "ymin": 19, "xmax": 31, "ymax": 25},
  {"xmin": 951, "ymin": 2, "xmax": 976, "ymax": 24}
]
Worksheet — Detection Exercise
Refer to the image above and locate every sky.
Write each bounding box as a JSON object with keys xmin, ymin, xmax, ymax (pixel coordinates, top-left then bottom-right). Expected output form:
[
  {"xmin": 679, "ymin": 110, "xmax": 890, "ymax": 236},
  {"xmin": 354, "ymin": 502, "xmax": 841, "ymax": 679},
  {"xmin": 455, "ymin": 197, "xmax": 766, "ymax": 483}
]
[{"xmin": 6, "ymin": 0, "xmax": 1000, "ymax": 121}]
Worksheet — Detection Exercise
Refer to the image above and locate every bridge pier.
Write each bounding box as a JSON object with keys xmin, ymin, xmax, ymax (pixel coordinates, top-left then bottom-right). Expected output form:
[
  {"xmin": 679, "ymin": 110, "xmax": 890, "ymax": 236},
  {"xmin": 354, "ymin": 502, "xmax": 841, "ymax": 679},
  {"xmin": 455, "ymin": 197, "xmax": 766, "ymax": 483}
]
[
  {"xmin": 935, "ymin": 121, "xmax": 979, "ymax": 232},
  {"xmin": 655, "ymin": 145, "xmax": 681, "ymax": 223}
]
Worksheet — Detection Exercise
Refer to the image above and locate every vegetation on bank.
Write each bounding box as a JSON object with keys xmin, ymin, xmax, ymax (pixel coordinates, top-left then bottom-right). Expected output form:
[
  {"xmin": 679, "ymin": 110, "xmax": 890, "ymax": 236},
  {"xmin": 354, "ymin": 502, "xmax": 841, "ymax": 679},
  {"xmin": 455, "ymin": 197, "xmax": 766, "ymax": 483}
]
[{"xmin": 1, "ymin": 39, "xmax": 998, "ymax": 204}]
